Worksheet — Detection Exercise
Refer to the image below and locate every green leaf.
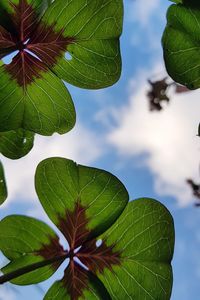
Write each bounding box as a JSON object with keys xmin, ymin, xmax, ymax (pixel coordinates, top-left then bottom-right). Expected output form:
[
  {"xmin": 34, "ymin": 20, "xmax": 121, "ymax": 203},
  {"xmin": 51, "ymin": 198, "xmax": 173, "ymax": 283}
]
[
  {"xmin": 0, "ymin": 0, "xmax": 49, "ymax": 16},
  {"xmin": 95, "ymin": 199, "xmax": 175, "ymax": 300},
  {"xmin": 162, "ymin": 2, "xmax": 200, "ymax": 89},
  {"xmin": 0, "ymin": 159, "xmax": 175, "ymax": 299},
  {"xmin": 169, "ymin": 0, "xmax": 183, "ymax": 3},
  {"xmin": 0, "ymin": 160, "xmax": 7, "ymax": 204},
  {"xmin": 0, "ymin": 65, "xmax": 76, "ymax": 135},
  {"xmin": 0, "ymin": 129, "xmax": 34, "ymax": 159},
  {"xmin": 44, "ymin": 262, "xmax": 112, "ymax": 300},
  {"xmin": 0, "ymin": 215, "xmax": 65, "ymax": 285},
  {"xmin": 31, "ymin": 0, "xmax": 123, "ymax": 89},
  {"xmin": 0, "ymin": 0, "xmax": 123, "ymax": 135},
  {"xmin": 35, "ymin": 157, "xmax": 129, "ymax": 245}
]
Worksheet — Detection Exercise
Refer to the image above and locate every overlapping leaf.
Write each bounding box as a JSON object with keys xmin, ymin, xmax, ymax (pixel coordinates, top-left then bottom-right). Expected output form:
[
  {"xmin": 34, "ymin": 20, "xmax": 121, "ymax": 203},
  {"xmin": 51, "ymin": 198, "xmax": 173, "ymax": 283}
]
[
  {"xmin": 0, "ymin": 160, "xmax": 7, "ymax": 204},
  {"xmin": 0, "ymin": 0, "xmax": 123, "ymax": 135},
  {"xmin": 162, "ymin": 1, "xmax": 200, "ymax": 89},
  {"xmin": 94, "ymin": 199, "xmax": 174, "ymax": 300},
  {"xmin": 0, "ymin": 215, "xmax": 66, "ymax": 285},
  {"xmin": 0, "ymin": 158, "xmax": 175, "ymax": 299},
  {"xmin": 0, "ymin": 129, "xmax": 34, "ymax": 159},
  {"xmin": 35, "ymin": 157, "xmax": 129, "ymax": 245}
]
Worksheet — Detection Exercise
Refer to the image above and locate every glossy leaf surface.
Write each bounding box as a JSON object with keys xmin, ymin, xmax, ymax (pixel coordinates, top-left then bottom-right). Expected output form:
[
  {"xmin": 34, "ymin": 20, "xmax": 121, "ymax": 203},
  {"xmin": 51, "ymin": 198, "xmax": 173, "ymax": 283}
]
[
  {"xmin": 0, "ymin": 0, "xmax": 123, "ymax": 135},
  {"xmin": 0, "ymin": 160, "xmax": 7, "ymax": 204},
  {"xmin": 163, "ymin": 2, "xmax": 200, "ymax": 89},
  {"xmin": 0, "ymin": 129, "xmax": 34, "ymax": 159},
  {"xmin": 0, "ymin": 158, "xmax": 175, "ymax": 300}
]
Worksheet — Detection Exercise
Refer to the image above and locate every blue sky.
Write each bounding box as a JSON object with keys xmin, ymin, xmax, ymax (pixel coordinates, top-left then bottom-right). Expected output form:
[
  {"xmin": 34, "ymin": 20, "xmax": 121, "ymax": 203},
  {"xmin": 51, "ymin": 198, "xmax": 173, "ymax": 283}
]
[{"xmin": 1, "ymin": 0, "xmax": 200, "ymax": 299}]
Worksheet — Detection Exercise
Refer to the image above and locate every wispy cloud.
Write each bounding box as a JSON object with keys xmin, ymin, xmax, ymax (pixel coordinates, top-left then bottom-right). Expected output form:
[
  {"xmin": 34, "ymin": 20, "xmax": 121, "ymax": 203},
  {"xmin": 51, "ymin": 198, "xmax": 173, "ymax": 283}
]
[
  {"xmin": 0, "ymin": 286, "xmax": 16, "ymax": 300},
  {"xmin": 104, "ymin": 65, "xmax": 200, "ymax": 206},
  {"xmin": 126, "ymin": 0, "xmax": 168, "ymax": 53},
  {"xmin": 1, "ymin": 123, "xmax": 103, "ymax": 208},
  {"xmin": 127, "ymin": 0, "xmax": 161, "ymax": 27}
]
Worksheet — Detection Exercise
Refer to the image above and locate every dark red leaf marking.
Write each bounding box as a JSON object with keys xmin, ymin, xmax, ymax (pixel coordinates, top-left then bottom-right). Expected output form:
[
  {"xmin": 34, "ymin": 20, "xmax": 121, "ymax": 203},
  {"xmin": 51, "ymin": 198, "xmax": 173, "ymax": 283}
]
[
  {"xmin": 1, "ymin": 0, "xmax": 74, "ymax": 87},
  {"xmin": 5, "ymin": 50, "xmax": 48, "ymax": 86},
  {"xmin": 36, "ymin": 236, "xmax": 65, "ymax": 270},
  {"xmin": 58, "ymin": 202, "xmax": 90, "ymax": 251},
  {"xmin": 77, "ymin": 240, "xmax": 121, "ymax": 274},
  {"xmin": 57, "ymin": 201, "xmax": 121, "ymax": 298},
  {"xmin": 28, "ymin": 23, "xmax": 74, "ymax": 66},
  {"xmin": 10, "ymin": 0, "xmax": 40, "ymax": 42},
  {"xmin": 0, "ymin": 199, "xmax": 122, "ymax": 298},
  {"xmin": 0, "ymin": 25, "xmax": 17, "ymax": 59},
  {"xmin": 63, "ymin": 261, "xmax": 89, "ymax": 300},
  {"xmin": 0, "ymin": 26, "xmax": 16, "ymax": 49}
]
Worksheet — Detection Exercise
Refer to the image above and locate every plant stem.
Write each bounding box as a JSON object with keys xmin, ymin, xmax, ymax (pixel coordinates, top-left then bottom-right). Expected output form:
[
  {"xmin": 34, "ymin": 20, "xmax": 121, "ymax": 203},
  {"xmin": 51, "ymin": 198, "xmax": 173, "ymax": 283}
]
[{"xmin": 0, "ymin": 252, "xmax": 69, "ymax": 284}]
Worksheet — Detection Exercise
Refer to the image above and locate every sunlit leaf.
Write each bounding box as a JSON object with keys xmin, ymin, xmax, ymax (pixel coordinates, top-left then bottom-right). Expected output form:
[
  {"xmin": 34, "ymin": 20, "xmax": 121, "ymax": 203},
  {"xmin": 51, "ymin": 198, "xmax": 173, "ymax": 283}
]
[
  {"xmin": 95, "ymin": 199, "xmax": 175, "ymax": 300},
  {"xmin": 162, "ymin": 2, "xmax": 200, "ymax": 89},
  {"xmin": 0, "ymin": 129, "xmax": 34, "ymax": 159},
  {"xmin": 0, "ymin": 158, "xmax": 175, "ymax": 299},
  {"xmin": 0, "ymin": 160, "xmax": 7, "ymax": 205},
  {"xmin": 35, "ymin": 157, "xmax": 129, "ymax": 244},
  {"xmin": 44, "ymin": 262, "xmax": 112, "ymax": 300},
  {"xmin": 0, "ymin": 0, "xmax": 123, "ymax": 135},
  {"xmin": 0, "ymin": 215, "xmax": 66, "ymax": 285}
]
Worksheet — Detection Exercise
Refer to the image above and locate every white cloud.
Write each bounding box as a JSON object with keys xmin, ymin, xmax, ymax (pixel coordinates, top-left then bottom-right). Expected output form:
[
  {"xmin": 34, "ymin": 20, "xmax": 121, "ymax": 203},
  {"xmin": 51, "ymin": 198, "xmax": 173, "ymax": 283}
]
[
  {"xmin": 127, "ymin": 0, "xmax": 160, "ymax": 27},
  {"xmin": 0, "ymin": 123, "xmax": 103, "ymax": 208},
  {"xmin": 126, "ymin": 0, "xmax": 168, "ymax": 53},
  {"xmin": 105, "ymin": 66, "xmax": 200, "ymax": 206},
  {"xmin": 0, "ymin": 286, "xmax": 16, "ymax": 300}
]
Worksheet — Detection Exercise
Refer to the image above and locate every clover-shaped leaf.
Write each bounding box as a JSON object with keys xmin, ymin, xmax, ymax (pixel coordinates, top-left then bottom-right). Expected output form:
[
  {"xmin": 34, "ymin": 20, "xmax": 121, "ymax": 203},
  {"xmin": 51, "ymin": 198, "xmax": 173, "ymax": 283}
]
[
  {"xmin": 162, "ymin": 1, "xmax": 200, "ymax": 89},
  {"xmin": 0, "ymin": 158, "xmax": 175, "ymax": 299},
  {"xmin": 0, "ymin": 129, "xmax": 34, "ymax": 159},
  {"xmin": 0, "ymin": 0, "xmax": 123, "ymax": 135},
  {"xmin": 0, "ymin": 160, "xmax": 7, "ymax": 205}
]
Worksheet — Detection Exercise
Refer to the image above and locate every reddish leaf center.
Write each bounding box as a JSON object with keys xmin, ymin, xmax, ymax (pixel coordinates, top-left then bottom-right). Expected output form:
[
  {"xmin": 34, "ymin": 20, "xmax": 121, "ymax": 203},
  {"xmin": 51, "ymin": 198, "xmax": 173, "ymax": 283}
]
[
  {"xmin": 56, "ymin": 201, "xmax": 121, "ymax": 299},
  {"xmin": 37, "ymin": 235, "xmax": 66, "ymax": 270},
  {"xmin": 63, "ymin": 260, "xmax": 90, "ymax": 300},
  {"xmin": 31, "ymin": 201, "xmax": 120, "ymax": 300},
  {"xmin": 77, "ymin": 240, "xmax": 121, "ymax": 274},
  {"xmin": 1, "ymin": 0, "xmax": 74, "ymax": 86},
  {"xmin": 58, "ymin": 202, "xmax": 91, "ymax": 252}
]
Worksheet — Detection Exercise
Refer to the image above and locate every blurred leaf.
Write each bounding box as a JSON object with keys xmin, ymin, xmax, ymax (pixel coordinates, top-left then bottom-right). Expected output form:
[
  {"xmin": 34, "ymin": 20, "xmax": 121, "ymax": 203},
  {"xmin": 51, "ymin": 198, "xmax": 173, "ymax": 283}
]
[
  {"xmin": 187, "ymin": 178, "xmax": 200, "ymax": 206},
  {"xmin": 147, "ymin": 78, "xmax": 170, "ymax": 111},
  {"xmin": 175, "ymin": 84, "xmax": 190, "ymax": 93},
  {"xmin": 0, "ymin": 160, "xmax": 7, "ymax": 205},
  {"xmin": 147, "ymin": 77, "xmax": 190, "ymax": 111}
]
